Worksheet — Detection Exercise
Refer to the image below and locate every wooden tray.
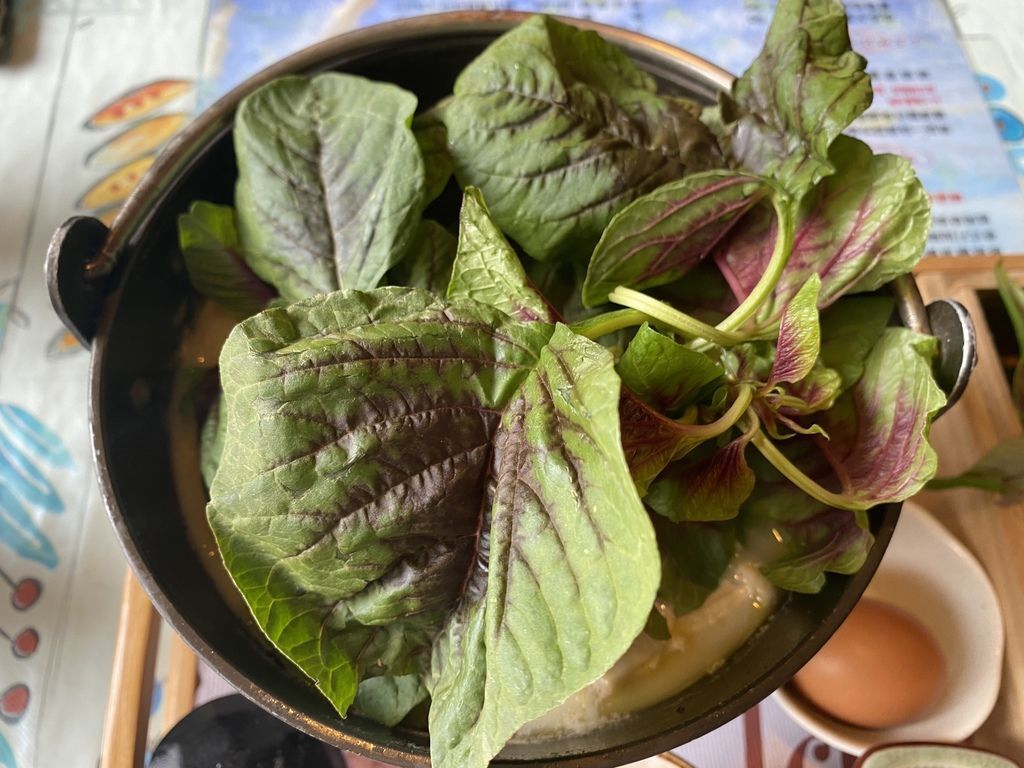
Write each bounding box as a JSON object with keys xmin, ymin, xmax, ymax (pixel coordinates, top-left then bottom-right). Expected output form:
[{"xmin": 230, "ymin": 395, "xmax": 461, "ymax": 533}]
[{"xmin": 914, "ymin": 264, "xmax": 1024, "ymax": 759}]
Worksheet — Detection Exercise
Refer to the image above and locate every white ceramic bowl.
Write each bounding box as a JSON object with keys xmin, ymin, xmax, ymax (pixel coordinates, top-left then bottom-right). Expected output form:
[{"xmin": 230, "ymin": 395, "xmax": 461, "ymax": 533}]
[{"xmin": 773, "ymin": 501, "xmax": 1005, "ymax": 755}]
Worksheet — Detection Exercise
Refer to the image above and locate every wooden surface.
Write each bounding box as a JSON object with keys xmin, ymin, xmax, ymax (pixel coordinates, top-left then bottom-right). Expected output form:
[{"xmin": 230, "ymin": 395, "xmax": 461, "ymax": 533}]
[
  {"xmin": 917, "ymin": 254, "xmax": 1024, "ymax": 275},
  {"xmin": 162, "ymin": 633, "xmax": 199, "ymax": 735},
  {"xmin": 915, "ymin": 266, "xmax": 1024, "ymax": 759},
  {"xmin": 99, "ymin": 570, "xmax": 161, "ymax": 768}
]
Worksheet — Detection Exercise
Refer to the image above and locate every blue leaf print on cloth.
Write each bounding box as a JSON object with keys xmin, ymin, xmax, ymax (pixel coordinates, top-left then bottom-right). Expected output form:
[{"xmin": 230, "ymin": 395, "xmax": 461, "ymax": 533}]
[
  {"xmin": 0, "ymin": 407, "xmax": 72, "ymax": 470},
  {"xmin": 0, "ymin": 405, "xmax": 73, "ymax": 569},
  {"xmin": 0, "ymin": 731, "xmax": 15, "ymax": 768}
]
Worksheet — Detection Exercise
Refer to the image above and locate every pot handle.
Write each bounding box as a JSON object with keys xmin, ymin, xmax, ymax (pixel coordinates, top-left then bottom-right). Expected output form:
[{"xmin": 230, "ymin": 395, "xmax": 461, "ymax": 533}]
[
  {"xmin": 45, "ymin": 216, "xmax": 112, "ymax": 346},
  {"xmin": 891, "ymin": 274, "xmax": 976, "ymax": 417},
  {"xmin": 927, "ymin": 298, "xmax": 977, "ymax": 416}
]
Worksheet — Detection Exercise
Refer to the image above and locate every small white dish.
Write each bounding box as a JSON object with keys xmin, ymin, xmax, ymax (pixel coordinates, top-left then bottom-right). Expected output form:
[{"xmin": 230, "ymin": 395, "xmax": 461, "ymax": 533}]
[{"xmin": 773, "ymin": 501, "xmax": 1004, "ymax": 756}]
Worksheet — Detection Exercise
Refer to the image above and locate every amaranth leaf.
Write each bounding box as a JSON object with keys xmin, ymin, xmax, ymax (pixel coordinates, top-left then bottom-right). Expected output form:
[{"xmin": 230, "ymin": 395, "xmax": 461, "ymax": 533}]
[
  {"xmin": 429, "ymin": 324, "xmax": 658, "ymax": 768},
  {"xmin": 447, "ymin": 188, "xmax": 552, "ymax": 322},
  {"xmin": 440, "ymin": 15, "xmax": 722, "ymax": 262},
  {"xmin": 234, "ymin": 73, "xmax": 426, "ymax": 301},
  {"xmin": 177, "ymin": 201, "xmax": 275, "ymax": 317},
  {"xmin": 706, "ymin": 0, "xmax": 872, "ymax": 197},
  {"xmin": 716, "ymin": 136, "xmax": 929, "ymax": 324},
  {"xmin": 582, "ymin": 171, "xmax": 768, "ymax": 306}
]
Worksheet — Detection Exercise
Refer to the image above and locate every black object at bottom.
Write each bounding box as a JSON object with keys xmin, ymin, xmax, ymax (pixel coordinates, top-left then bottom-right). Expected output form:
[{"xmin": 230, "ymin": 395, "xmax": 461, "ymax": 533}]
[{"xmin": 150, "ymin": 694, "xmax": 347, "ymax": 768}]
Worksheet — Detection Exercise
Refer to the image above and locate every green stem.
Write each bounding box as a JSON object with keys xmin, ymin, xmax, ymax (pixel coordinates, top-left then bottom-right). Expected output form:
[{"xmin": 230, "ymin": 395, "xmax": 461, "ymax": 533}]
[
  {"xmin": 749, "ymin": 430, "xmax": 866, "ymax": 511},
  {"xmin": 676, "ymin": 384, "xmax": 753, "ymax": 437},
  {"xmin": 769, "ymin": 393, "xmax": 809, "ymax": 410},
  {"xmin": 717, "ymin": 194, "xmax": 795, "ymax": 333},
  {"xmin": 925, "ymin": 473, "xmax": 1007, "ymax": 493},
  {"xmin": 608, "ymin": 287, "xmax": 744, "ymax": 347},
  {"xmin": 570, "ymin": 309, "xmax": 647, "ymax": 340}
]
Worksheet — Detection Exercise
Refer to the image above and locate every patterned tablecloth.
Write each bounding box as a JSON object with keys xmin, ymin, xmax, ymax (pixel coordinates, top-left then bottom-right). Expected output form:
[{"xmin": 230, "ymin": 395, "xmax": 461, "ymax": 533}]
[{"xmin": 0, "ymin": 1, "xmax": 1020, "ymax": 767}]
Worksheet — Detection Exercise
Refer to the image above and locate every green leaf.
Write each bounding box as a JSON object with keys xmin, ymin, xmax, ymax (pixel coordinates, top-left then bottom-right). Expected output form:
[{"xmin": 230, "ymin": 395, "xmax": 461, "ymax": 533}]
[
  {"xmin": 997, "ymin": 263, "xmax": 1024, "ymax": 348},
  {"xmin": 234, "ymin": 73, "xmax": 426, "ymax": 301},
  {"xmin": 199, "ymin": 395, "xmax": 226, "ymax": 489},
  {"xmin": 447, "ymin": 188, "xmax": 552, "ymax": 321},
  {"xmin": 956, "ymin": 440, "xmax": 1024, "ymax": 499},
  {"xmin": 440, "ymin": 15, "xmax": 722, "ymax": 262},
  {"xmin": 768, "ymin": 274, "xmax": 821, "ymax": 387},
  {"xmin": 414, "ymin": 107, "xmax": 454, "ymax": 204},
  {"xmin": 208, "ymin": 288, "xmax": 553, "ymax": 715},
  {"xmin": 818, "ymin": 295, "xmax": 894, "ymax": 389},
  {"xmin": 646, "ymin": 431, "xmax": 755, "ymax": 522},
  {"xmin": 428, "ymin": 597, "xmax": 487, "ymax": 761},
  {"xmin": 707, "ymin": 0, "xmax": 872, "ymax": 196},
  {"xmin": 209, "ymin": 291, "xmax": 656, "ymax": 765},
  {"xmin": 716, "ymin": 137, "xmax": 929, "ymax": 324},
  {"xmin": 617, "ymin": 323, "xmax": 724, "ymax": 413},
  {"xmin": 816, "ymin": 328, "xmax": 946, "ymax": 506},
  {"xmin": 653, "ymin": 515, "xmax": 736, "ymax": 614},
  {"xmin": 388, "ymin": 220, "xmax": 457, "ymax": 293},
  {"xmin": 742, "ymin": 447, "xmax": 873, "ymax": 593},
  {"xmin": 926, "ymin": 436, "xmax": 1024, "ymax": 504},
  {"xmin": 581, "ymin": 171, "xmax": 768, "ymax": 306},
  {"xmin": 177, "ymin": 201, "xmax": 275, "ymax": 317},
  {"xmin": 352, "ymin": 674, "xmax": 428, "ymax": 727},
  {"xmin": 996, "ymin": 263, "xmax": 1024, "ymax": 414},
  {"xmin": 747, "ymin": 497, "xmax": 871, "ymax": 593},
  {"xmin": 428, "ymin": 325, "xmax": 659, "ymax": 768}
]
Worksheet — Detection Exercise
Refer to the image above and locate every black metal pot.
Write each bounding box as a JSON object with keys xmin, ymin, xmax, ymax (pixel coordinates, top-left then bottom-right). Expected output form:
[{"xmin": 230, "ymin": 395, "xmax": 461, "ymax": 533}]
[{"xmin": 45, "ymin": 13, "xmax": 976, "ymax": 768}]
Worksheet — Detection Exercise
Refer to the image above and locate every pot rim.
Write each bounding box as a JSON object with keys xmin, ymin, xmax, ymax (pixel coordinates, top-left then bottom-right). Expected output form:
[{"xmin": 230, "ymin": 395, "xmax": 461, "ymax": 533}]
[{"xmin": 84, "ymin": 12, "xmax": 898, "ymax": 767}]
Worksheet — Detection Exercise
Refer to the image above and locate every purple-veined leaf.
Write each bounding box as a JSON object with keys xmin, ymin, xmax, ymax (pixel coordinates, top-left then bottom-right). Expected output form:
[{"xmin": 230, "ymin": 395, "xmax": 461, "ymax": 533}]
[
  {"xmin": 440, "ymin": 15, "xmax": 722, "ymax": 263},
  {"xmin": 742, "ymin": 446, "xmax": 872, "ymax": 593},
  {"xmin": 815, "ymin": 327, "xmax": 946, "ymax": 506},
  {"xmin": 177, "ymin": 201, "xmax": 275, "ymax": 318},
  {"xmin": 754, "ymin": 364, "xmax": 840, "ymax": 440},
  {"xmin": 208, "ymin": 289, "xmax": 552, "ymax": 715},
  {"xmin": 235, "ymin": 73, "xmax": 426, "ymax": 300},
  {"xmin": 704, "ymin": 0, "xmax": 872, "ymax": 197},
  {"xmin": 581, "ymin": 171, "xmax": 768, "ymax": 306},
  {"xmin": 619, "ymin": 392, "xmax": 723, "ymax": 495},
  {"xmin": 447, "ymin": 188, "xmax": 553, "ymax": 322},
  {"xmin": 715, "ymin": 137, "xmax": 929, "ymax": 325},
  {"xmin": 617, "ymin": 323, "xmax": 724, "ymax": 414},
  {"xmin": 751, "ymin": 500, "xmax": 872, "ymax": 593},
  {"xmin": 208, "ymin": 289, "xmax": 657, "ymax": 768},
  {"xmin": 646, "ymin": 429, "xmax": 755, "ymax": 522},
  {"xmin": 775, "ymin": 365, "xmax": 842, "ymax": 417},
  {"xmin": 768, "ymin": 273, "xmax": 821, "ymax": 387},
  {"xmin": 428, "ymin": 324, "xmax": 658, "ymax": 768}
]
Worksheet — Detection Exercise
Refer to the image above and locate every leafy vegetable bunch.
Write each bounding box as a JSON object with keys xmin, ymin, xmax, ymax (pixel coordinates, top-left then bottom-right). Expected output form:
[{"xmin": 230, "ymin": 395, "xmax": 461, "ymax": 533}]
[{"xmin": 185, "ymin": 2, "xmax": 946, "ymax": 766}]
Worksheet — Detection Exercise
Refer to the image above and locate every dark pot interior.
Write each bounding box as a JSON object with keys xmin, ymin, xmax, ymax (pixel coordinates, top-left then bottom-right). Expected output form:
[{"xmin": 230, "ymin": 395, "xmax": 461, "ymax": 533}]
[{"xmin": 79, "ymin": 14, "xmax": 899, "ymax": 767}]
